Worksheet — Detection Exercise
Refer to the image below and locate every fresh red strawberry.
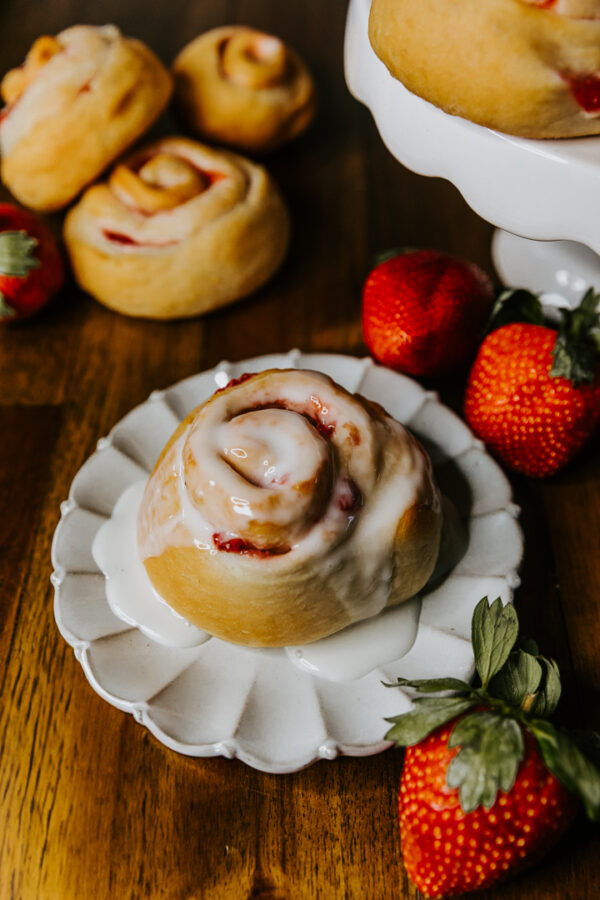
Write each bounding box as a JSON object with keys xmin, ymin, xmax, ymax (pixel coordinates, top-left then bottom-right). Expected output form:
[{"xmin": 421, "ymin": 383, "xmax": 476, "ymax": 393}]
[
  {"xmin": 0, "ymin": 203, "xmax": 63, "ymax": 321},
  {"xmin": 386, "ymin": 597, "xmax": 600, "ymax": 898},
  {"xmin": 361, "ymin": 249, "xmax": 494, "ymax": 377},
  {"xmin": 399, "ymin": 721, "xmax": 577, "ymax": 898},
  {"xmin": 464, "ymin": 288, "xmax": 600, "ymax": 477}
]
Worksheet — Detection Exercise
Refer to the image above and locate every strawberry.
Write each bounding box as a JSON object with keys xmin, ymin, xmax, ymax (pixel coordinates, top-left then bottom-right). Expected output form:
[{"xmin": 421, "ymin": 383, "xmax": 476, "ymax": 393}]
[
  {"xmin": 361, "ymin": 249, "xmax": 494, "ymax": 377},
  {"xmin": 0, "ymin": 203, "xmax": 63, "ymax": 321},
  {"xmin": 464, "ymin": 288, "xmax": 600, "ymax": 477},
  {"xmin": 400, "ymin": 724, "xmax": 577, "ymax": 898},
  {"xmin": 386, "ymin": 597, "xmax": 600, "ymax": 898}
]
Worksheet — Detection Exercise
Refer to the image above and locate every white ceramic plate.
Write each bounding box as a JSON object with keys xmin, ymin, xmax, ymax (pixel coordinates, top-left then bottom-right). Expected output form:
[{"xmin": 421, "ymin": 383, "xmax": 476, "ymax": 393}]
[{"xmin": 51, "ymin": 352, "xmax": 523, "ymax": 773}]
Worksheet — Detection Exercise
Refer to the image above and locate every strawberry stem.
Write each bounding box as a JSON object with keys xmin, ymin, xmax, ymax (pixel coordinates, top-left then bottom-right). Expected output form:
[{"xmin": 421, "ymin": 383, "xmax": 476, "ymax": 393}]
[{"xmin": 521, "ymin": 692, "xmax": 537, "ymax": 713}]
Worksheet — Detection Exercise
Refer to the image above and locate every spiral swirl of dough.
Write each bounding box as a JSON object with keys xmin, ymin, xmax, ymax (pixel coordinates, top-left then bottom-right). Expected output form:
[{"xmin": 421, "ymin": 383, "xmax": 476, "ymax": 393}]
[
  {"xmin": 63, "ymin": 137, "xmax": 290, "ymax": 319},
  {"xmin": 137, "ymin": 369, "xmax": 441, "ymax": 647},
  {"xmin": 0, "ymin": 25, "xmax": 172, "ymax": 211},
  {"xmin": 173, "ymin": 26, "xmax": 316, "ymax": 153},
  {"xmin": 369, "ymin": 0, "xmax": 600, "ymax": 139}
]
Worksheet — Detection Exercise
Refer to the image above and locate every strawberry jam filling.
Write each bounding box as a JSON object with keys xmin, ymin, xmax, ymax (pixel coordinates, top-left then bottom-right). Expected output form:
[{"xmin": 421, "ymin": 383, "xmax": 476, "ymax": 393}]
[
  {"xmin": 214, "ymin": 376, "xmax": 336, "ymax": 438},
  {"xmin": 215, "ymin": 372, "xmax": 255, "ymax": 393},
  {"xmin": 198, "ymin": 170, "xmax": 225, "ymax": 188},
  {"xmin": 234, "ymin": 402, "xmax": 336, "ymax": 439},
  {"xmin": 338, "ymin": 478, "xmax": 362, "ymax": 513},
  {"xmin": 565, "ymin": 73, "xmax": 600, "ymax": 113},
  {"xmin": 103, "ymin": 231, "xmax": 138, "ymax": 246},
  {"xmin": 102, "ymin": 230, "xmax": 179, "ymax": 247},
  {"xmin": 212, "ymin": 533, "xmax": 290, "ymax": 556}
]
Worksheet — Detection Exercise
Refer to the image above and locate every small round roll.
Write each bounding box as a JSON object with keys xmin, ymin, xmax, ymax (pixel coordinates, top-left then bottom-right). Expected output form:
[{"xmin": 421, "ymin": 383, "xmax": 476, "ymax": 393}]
[
  {"xmin": 369, "ymin": 0, "xmax": 600, "ymax": 139},
  {"xmin": 137, "ymin": 369, "xmax": 442, "ymax": 647},
  {"xmin": 0, "ymin": 25, "xmax": 172, "ymax": 211},
  {"xmin": 173, "ymin": 26, "xmax": 316, "ymax": 153},
  {"xmin": 62, "ymin": 136, "xmax": 290, "ymax": 319}
]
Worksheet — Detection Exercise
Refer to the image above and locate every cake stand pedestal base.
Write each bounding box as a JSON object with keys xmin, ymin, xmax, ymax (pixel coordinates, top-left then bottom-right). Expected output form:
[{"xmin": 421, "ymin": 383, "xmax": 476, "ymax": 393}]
[{"xmin": 492, "ymin": 231, "xmax": 600, "ymax": 310}]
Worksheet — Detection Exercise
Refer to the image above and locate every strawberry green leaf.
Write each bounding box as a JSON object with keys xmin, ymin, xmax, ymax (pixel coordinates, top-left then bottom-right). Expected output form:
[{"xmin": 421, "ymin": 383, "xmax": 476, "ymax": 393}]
[
  {"xmin": 550, "ymin": 287, "xmax": 600, "ymax": 385},
  {"xmin": 529, "ymin": 719, "xmax": 600, "ymax": 822},
  {"xmin": 489, "ymin": 649, "xmax": 542, "ymax": 711},
  {"xmin": 550, "ymin": 334, "xmax": 598, "ymax": 385},
  {"xmin": 384, "ymin": 697, "xmax": 476, "ymax": 746},
  {"xmin": 566, "ymin": 286, "xmax": 600, "ymax": 337},
  {"xmin": 382, "ymin": 676, "xmax": 473, "ymax": 694},
  {"xmin": 487, "ymin": 288, "xmax": 545, "ymax": 334},
  {"xmin": 448, "ymin": 712, "xmax": 524, "ymax": 812},
  {"xmin": 529, "ymin": 656, "xmax": 562, "ymax": 718},
  {"xmin": 0, "ymin": 230, "xmax": 40, "ymax": 277},
  {"xmin": 472, "ymin": 597, "xmax": 519, "ymax": 690},
  {"xmin": 0, "ymin": 293, "xmax": 16, "ymax": 318}
]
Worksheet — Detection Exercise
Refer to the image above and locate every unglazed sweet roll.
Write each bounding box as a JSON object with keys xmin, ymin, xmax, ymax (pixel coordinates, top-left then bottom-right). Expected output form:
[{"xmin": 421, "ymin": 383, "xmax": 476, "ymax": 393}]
[
  {"xmin": 369, "ymin": 0, "xmax": 600, "ymax": 139},
  {"xmin": 137, "ymin": 369, "xmax": 441, "ymax": 647},
  {"xmin": 63, "ymin": 137, "xmax": 290, "ymax": 319},
  {"xmin": 173, "ymin": 26, "xmax": 316, "ymax": 153},
  {"xmin": 0, "ymin": 26, "xmax": 172, "ymax": 211}
]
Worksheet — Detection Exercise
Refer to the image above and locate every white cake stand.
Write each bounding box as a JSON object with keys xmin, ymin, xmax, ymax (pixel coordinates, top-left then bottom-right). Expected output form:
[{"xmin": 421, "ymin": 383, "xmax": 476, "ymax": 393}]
[{"xmin": 344, "ymin": 0, "xmax": 600, "ymax": 308}]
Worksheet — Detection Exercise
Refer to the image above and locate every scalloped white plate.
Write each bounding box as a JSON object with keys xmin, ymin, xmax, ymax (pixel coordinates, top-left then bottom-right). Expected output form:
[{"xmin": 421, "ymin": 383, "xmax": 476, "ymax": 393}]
[{"xmin": 51, "ymin": 352, "xmax": 523, "ymax": 773}]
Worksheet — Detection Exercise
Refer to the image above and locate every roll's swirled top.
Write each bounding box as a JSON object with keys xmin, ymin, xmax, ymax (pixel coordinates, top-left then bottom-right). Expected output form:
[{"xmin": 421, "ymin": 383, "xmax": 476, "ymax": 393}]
[
  {"xmin": 173, "ymin": 26, "xmax": 316, "ymax": 153},
  {"xmin": 71, "ymin": 137, "xmax": 260, "ymax": 252},
  {"xmin": 1, "ymin": 26, "xmax": 122, "ymax": 155},
  {"xmin": 0, "ymin": 25, "xmax": 172, "ymax": 210}
]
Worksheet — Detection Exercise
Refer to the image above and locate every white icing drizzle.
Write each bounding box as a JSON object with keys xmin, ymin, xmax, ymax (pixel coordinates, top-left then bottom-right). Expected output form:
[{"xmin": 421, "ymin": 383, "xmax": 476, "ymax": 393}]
[
  {"xmin": 93, "ymin": 481, "xmax": 209, "ymax": 649},
  {"xmin": 287, "ymin": 597, "xmax": 421, "ymax": 682},
  {"xmin": 94, "ymin": 479, "xmax": 423, "ymax": 681}
]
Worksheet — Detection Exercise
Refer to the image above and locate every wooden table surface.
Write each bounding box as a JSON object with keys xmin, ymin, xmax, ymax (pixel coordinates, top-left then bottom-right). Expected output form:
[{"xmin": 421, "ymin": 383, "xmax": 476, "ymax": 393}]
[{"xmin": 1, "ymin": 1, "xmax": 599, "ymax": 898}]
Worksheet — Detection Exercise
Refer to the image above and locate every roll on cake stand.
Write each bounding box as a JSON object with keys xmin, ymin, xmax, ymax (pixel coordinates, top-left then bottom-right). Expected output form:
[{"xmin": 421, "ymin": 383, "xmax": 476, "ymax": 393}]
[{"xmin": 344, "ymin": 0, "xmax": 600, "ymax": 310}]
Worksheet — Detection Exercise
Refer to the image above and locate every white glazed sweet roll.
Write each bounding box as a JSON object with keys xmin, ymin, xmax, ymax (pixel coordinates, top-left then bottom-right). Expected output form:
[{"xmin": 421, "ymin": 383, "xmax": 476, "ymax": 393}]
[
  {"xmin": 0, "ymin": 25, "xmax": 172, "ymax": 211},
  {"xmin": 369, "ymin": 0, "xmax": 600, "ymax": 139},
  {"xmin": 173, "ymin": 26, "xmax": 316, "ymax": 153},
  {"xmin": 137, "ymin": 369, "xmax": 442, "ymax": 647},
  {"xmin": 62, "ymin": 136, "xmax": 290, "ymax": 319}
]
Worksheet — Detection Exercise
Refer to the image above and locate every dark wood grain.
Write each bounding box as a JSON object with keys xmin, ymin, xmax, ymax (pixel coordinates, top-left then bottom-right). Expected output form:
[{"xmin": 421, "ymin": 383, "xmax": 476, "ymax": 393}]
[{"xmin": 0, "ymin": 2, "xmax": 599, "ymax": 899}]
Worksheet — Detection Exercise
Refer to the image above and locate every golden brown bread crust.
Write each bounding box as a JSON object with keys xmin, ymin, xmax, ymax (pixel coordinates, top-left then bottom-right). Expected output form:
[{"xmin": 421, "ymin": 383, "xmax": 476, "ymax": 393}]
[
  {"xmin": 137, "ymin": 369, "xmax": 441, "ymax": 647},
  {"xmin": 173, "ymin": 26, "xmax": 316, "ymax": 153},
  {"xmin": 62, "ymin": 137, "xmax": 290, "ymax": 319},
  {"xmin": 369, "ymin": 0, "xmax": 600, "ymax": 139},
  {"xmin": 0, "ymin": 25, "xmax": 172, "ymax": 211}
]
